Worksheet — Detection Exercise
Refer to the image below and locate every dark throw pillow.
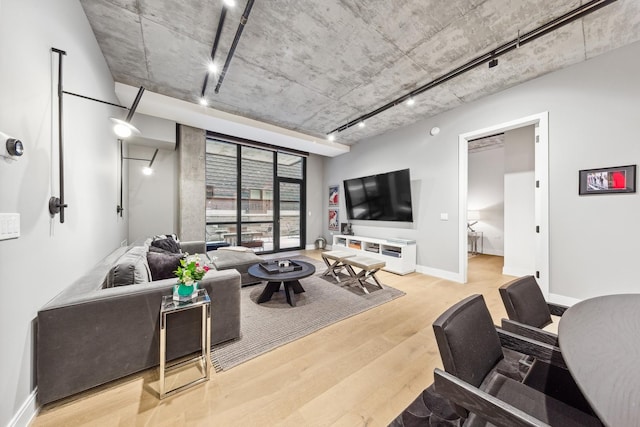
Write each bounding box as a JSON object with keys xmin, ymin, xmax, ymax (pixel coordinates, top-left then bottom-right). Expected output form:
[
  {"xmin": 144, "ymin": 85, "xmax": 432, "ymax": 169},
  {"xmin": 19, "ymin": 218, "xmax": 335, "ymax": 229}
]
[
  {"xmin": 148, "ymin": 245, "xmax": 174, "ymax": 255},
  {"xmin": 151, "ymin": 237, "xmax": 181, "ymax": 254},
  {"xmin": 147, "ymin": 251, "xmax": 183, "ymax": 280}
]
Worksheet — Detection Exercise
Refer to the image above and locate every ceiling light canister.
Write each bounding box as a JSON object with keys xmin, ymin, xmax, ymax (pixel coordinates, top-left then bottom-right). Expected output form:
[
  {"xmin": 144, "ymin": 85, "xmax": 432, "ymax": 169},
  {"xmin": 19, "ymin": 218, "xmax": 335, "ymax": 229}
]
[
  {"xmin": 327, "ymin": 134, "xmax": 336, "ymax": 142},
  {"xmin": 223, "ymin": 0, "xmax": 236, "ymax": 7},
  {"xmin": 142, "ymin": 166, "xmax": 154, "ymax": 176},
  {"xmin": 358, "ymin": 121, "xmax": 365, "ymax": 128},
  {"xmin": 407, "ymin": 97, "xmax": 415, "ymax": 106},
  {"xmin": 430, "ymin": 126, "xmax": 440, "ymax": 136},
  {"xmin": 199, "ymin": 97, "xmax": 208, "ymax": 106},
  {"xmin": 208, "ymin": 62, "xmax": 218, "ymax": 74}
]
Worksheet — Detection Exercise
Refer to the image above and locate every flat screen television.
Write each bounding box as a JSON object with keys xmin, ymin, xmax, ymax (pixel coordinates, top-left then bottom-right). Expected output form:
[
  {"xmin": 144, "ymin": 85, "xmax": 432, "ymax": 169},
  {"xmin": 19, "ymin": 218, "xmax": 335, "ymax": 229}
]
[{"xmin": 343, "ymin": 168, "xmax": 413, "ymax": 222}]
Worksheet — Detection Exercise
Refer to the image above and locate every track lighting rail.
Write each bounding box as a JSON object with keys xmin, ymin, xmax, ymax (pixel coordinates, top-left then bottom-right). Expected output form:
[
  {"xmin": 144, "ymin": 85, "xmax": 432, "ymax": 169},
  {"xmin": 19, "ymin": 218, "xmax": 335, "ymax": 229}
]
[{"xmin": 327, "ymin": 0, "xmax": 617, "ymax": 136}]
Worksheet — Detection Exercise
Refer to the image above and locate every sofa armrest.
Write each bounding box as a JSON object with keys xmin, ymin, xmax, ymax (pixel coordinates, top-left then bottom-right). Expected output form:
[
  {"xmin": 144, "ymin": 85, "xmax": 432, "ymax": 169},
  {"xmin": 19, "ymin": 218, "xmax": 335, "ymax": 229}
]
[
  {"xmin": 180, "ymin": 240, "xmax": 206, "ymax": 255},
  {"xmin": 37, "ymin": 268, "xmax": 240, "ymax": 404}
]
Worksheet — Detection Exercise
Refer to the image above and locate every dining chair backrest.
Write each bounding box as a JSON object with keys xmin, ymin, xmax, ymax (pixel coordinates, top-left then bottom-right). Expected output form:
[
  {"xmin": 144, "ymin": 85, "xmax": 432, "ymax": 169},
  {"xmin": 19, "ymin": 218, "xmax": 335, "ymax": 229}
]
[
  {"xmin": 433, "ymin": 294, "xmax": 504, "ymax": 388},
  {"xmin": 499, "ymin": 275, "xmax": 552, "ymax": 329}
]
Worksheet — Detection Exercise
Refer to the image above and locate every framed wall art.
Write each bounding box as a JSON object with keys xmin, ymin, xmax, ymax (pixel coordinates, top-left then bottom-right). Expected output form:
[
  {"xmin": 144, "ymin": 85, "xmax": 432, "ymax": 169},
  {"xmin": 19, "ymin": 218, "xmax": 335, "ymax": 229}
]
[
  {"xmin": 579, "ymin": 165, "xmax": 636, "ymax": 195},
  {"xmin": 328, "ymin": 209, "xmax": 339, "ymax": 231},
  {"xmin": 329, "ymin": 184, "xmax": 339, "ymax": 206}
]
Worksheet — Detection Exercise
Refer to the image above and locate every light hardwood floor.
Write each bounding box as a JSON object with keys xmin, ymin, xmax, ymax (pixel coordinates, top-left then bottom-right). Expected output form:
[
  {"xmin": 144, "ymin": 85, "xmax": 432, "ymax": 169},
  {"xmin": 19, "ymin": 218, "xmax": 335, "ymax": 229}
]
[{"xmin": 32, "ymin": 251, "xmax": 512, "ymax": 427}]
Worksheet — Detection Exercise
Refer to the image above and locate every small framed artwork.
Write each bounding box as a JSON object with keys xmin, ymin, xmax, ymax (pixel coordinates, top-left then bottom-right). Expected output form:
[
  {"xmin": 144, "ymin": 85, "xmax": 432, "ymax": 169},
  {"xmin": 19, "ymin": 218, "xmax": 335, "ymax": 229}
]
[
  {"xmin": 579, "ymin": 165, "xmax": 636, "ymax": 195},
  {"xmin": 328, "ymin": 209, "xmax": 339, "ymax": 231},
  {"xmin": 329, "ymin": 185, "xmax": 339, "ymax": 206}
]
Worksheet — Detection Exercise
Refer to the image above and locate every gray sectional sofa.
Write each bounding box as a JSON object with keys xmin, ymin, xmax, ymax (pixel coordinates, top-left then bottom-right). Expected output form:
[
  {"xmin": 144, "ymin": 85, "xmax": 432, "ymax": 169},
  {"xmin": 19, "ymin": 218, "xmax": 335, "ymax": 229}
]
[{"xmin": 37, "ymin": 239, "xmax": 241, "ymax": 405}]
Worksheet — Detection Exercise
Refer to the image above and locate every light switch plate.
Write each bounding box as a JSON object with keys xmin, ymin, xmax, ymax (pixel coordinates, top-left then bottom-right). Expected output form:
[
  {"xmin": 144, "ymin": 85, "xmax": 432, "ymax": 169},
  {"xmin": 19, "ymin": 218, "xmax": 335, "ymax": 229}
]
[
  {"xmin": 440, "ymin": 213, "xmax": 449, "ymax": 221},
  {"xmin": 0, "ymin": 213, "xmax": 20, "ymax": 240}
]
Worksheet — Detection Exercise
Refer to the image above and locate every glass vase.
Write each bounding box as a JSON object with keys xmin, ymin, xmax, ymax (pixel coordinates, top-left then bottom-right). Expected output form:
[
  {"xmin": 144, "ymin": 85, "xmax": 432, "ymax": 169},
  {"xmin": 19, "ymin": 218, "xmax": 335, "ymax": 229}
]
[{"xmin": 173, "ymin": 282, "xmax": 198, "ymax": 302}]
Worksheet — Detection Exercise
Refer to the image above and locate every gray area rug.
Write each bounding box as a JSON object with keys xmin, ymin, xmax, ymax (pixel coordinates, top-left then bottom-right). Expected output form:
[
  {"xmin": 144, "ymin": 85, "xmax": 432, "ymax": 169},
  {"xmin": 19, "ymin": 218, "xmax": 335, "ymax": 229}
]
[{"xmin": 210, "ymin": 256, "xmax": 405, "ymax": 371}]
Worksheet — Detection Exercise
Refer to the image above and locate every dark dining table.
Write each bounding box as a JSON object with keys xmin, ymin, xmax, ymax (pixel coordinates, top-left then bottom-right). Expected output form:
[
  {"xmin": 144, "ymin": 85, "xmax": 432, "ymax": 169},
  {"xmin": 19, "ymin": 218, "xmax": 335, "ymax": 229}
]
[{"xmin": 559, "ymin": 294, "xmax": 640, "ymax": 427}]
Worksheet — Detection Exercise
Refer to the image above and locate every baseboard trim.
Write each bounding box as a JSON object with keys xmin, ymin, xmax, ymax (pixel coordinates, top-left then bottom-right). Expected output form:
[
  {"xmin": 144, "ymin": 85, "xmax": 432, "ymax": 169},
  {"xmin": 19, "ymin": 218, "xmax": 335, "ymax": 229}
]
[
  {"xmin": 502, "ymin": 266, "xmax": 534, "ymax": 277},
  {"xmin": 9, "ymin": 388, "xmax": 39, "ymax": 427},
  {"xmin": 548, "ymin": 293, "xmax": 581, "ymax": 307},
  {"xmin": 416, "ymin": 265, "xmax": 464, "ymax": 283},
  {"xmin": 481, "ymin": 249, "xmax": 504, "ymax": 256}
]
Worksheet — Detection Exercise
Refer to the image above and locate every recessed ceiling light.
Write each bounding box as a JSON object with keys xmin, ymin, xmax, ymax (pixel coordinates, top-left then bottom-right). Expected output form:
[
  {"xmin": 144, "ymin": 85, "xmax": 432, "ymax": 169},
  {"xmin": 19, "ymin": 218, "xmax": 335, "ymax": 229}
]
[
  {"xmin": 407, "ymin": 97, "xmax": 415, "ymax": 106},
  {"xmin": 327, "ymin": 134, "xmax": 335, "ymax": 142},
  {"xmin": 208, "ymin": 62, "xmax": 218, "ymax": 74},
  {"xmin": 358, "ymin": 121, "xmax": 365, "ymax": 128},
  {"xmin": 142, "ymin": 166, "xmax": 154, "ymax": 176},
  {"xmin": 199, "ymin": 98, "xmax": 208, "ymax": 106},
  {"xmin": 223, "ymin": 0, "xmax": 236, "ymax": 7}
]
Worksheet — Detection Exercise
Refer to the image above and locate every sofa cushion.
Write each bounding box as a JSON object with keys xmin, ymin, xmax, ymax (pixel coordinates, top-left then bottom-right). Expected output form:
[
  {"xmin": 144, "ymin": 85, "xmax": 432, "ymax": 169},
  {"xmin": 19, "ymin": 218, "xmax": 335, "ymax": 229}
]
[
  {"xmin": 105, "ymin": 246, "xmax": 151, "ymax": 288},
  {"xmin": 151, "ymin": 237, "xmax": 181, "ymax": 254},
  {"xmin": 147, "ymin": 251, "xmax": 184, "ymax": 280}
]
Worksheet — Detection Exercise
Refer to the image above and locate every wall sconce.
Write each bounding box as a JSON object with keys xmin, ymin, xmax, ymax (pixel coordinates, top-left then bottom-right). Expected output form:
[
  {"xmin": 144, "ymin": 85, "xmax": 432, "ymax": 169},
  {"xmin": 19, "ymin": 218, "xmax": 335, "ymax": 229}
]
[
  {"xmin": 110, "ymin": 86, "xmax": 145, "ymax": 138},
  {"xmin": 49, "ymin": 47, "xmax": 146, "ymax": 223},
  {"xmin": 116, "ymin": 142, "xmax": 158, "ymax": 216},
  {"xmin": 467, "ymin": 210, "xmax": 480, "ymax": 231}
]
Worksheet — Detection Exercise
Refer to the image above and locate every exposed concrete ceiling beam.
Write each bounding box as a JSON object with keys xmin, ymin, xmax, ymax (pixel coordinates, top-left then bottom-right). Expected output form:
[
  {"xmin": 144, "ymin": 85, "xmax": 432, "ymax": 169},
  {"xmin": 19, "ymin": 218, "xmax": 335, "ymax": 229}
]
[{"xmin": 114, "ymin": 83, "xmax": 350, "ymax": 157}]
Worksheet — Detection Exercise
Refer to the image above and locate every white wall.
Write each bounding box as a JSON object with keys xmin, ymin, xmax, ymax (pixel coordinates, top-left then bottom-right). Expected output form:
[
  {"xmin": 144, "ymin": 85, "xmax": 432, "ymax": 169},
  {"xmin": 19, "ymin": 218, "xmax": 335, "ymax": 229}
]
[
  {"xmin": 468, "ymin": 147, "xmax": 505, "ymax": 256},
  {"xmin": 305, "ymin": 154, "xmax": 325, "ymax": 248},
  {"xmin": 503, "ymin": 126, "xmax": 535, "ymax": 276},
  {"xmin": 128, "ymin": 144, "xmax": 178, "ymax": 242},
  {"xmin": 325, "ymin": 40, "xmax": 640, "ymax": 300},
  {"xmin": 0, "ymin": 0, "xmax": 125, "ymax": 425}
]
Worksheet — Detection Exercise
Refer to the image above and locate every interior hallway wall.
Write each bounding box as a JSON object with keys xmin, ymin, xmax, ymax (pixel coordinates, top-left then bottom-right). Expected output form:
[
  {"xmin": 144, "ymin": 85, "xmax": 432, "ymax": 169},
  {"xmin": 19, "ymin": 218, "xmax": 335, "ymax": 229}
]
[
  {"xmin": 0, "ymin": 0, "xmax": 126, "ymax": 425},
  {"xmin": 468, "ymin": 147, "xmax": 505, "ymax": 256}
]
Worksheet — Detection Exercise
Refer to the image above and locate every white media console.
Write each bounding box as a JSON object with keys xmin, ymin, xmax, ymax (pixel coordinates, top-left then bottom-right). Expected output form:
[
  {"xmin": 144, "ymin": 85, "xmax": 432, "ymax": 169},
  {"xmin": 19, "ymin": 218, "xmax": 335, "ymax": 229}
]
[{"xmin": 332, "ymin": 234, "xmax": 417, "ymax": 275}]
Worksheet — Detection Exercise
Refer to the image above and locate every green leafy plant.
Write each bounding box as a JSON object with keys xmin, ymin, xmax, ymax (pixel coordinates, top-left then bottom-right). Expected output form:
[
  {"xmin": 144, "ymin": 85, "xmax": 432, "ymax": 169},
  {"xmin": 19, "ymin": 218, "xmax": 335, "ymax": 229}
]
[{"xmin": 174, "ymin": 254, "xmax": 210, "ymax": 285}]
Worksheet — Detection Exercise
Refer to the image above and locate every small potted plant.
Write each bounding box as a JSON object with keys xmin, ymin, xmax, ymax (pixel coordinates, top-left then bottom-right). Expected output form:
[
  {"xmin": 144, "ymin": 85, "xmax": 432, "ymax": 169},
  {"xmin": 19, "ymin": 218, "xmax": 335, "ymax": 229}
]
[{"xmin": 173, "ymin": 254, "xmax": 210, "ymax": 301}]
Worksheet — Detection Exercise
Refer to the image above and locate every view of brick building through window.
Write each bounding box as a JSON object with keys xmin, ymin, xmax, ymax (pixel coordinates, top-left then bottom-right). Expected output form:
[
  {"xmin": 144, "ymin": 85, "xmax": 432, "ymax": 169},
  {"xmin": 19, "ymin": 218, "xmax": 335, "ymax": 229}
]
[{"xmin": 205, "ymin": 139, "xmax": 304, "ymax": 252}]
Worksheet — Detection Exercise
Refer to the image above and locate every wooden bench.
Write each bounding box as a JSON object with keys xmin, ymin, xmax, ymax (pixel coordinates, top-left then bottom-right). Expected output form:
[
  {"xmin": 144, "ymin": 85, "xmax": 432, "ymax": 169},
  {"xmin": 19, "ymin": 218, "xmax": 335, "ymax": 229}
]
[
  {"xmin": 343, "ymin": 256, "xmax": 385, "ymax": 294},
  {"xmin": 321, "ymin": 250, "xmax": 356, "ymax": 282}
]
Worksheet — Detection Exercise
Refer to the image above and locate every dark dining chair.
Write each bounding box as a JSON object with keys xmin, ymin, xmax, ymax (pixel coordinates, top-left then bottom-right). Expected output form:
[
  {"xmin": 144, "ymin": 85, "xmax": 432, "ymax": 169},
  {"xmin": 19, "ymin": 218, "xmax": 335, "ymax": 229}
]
[
  {"xmin": 432, "ymin": 294, "xmax": 601, "ymax": 427},
  {"xmin": 499, "ymin": 275, "xmax": 568, "ymax": 346}
]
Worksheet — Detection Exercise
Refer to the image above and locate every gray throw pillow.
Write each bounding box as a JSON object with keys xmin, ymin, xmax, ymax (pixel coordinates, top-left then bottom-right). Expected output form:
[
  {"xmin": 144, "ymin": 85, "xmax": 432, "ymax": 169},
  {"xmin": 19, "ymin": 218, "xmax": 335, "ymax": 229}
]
[
  {"xmin": 147, "ymin": 251, "xmax": 183, "ymax": 280},
  {"xmin": 106, "ymin": 246, "xmax": 151, "ymax": 287}
]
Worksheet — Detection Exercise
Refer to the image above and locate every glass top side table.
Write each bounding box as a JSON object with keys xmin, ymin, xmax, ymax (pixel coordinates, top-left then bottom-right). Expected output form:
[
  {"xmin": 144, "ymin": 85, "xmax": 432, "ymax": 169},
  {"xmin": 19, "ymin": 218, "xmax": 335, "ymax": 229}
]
[{"xmin": 159, "ymin": 288, "xmax": 211, "ymax": 399}]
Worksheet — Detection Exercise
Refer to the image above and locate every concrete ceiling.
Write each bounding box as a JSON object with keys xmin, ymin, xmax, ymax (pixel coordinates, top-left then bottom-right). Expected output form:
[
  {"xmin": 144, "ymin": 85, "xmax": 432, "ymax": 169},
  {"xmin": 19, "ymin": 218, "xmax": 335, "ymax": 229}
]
[{"xmin": 80, "ymin": 0, "xmax": 640, "ymax": 147}]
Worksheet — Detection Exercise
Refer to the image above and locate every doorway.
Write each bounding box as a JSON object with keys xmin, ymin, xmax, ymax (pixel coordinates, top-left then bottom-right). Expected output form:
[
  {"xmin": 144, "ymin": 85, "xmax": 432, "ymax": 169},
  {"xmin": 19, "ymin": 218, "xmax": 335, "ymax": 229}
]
[{"xmin": 458, "ymin": 112, "xmax": 549, "ymax": 297}]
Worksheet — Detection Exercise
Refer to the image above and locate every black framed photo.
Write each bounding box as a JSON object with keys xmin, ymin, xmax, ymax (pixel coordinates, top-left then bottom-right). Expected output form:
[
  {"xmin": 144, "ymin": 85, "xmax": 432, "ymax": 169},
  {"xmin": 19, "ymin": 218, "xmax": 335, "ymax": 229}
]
[{"xmin": 579, "ymin": 165, "xmax": 636, "ymax": 195}]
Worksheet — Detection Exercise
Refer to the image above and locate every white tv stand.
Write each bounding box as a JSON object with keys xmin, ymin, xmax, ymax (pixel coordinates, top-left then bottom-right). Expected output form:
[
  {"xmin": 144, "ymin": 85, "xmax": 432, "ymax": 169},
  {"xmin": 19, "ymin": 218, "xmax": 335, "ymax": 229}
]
[{"xmin": 332, "ymin": 234, "xmax": 416, "ymax": 275}]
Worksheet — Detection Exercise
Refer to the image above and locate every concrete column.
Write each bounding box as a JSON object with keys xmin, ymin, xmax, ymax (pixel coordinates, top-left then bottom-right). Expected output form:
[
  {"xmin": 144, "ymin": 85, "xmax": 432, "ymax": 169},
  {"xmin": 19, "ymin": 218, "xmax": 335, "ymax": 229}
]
[{"xmin": 178, "ymin": 124, "xmax": 206, "ymax": 241}]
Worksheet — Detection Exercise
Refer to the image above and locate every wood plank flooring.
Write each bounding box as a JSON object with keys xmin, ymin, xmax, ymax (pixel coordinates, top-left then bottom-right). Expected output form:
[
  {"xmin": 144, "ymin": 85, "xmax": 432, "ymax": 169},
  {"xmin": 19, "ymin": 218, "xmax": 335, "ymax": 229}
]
[{"xmin": 32, "ymin": 252, "xmax": 512, "ymax": 427}]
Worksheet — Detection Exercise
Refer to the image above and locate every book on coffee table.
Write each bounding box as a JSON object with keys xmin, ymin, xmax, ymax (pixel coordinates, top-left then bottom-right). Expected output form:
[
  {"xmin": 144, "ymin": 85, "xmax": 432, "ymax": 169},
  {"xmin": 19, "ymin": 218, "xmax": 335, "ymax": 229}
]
[{"xmin": 259, "ymin": 260, "xmax": 303, "ymax": 274}]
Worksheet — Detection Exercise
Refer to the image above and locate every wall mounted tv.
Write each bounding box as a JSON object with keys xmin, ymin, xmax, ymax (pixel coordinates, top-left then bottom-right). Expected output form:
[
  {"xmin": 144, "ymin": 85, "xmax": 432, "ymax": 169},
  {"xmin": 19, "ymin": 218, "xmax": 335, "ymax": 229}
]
[{"xmin": 343, "ymin": 168, "xmax": 414, "ymax": 222}]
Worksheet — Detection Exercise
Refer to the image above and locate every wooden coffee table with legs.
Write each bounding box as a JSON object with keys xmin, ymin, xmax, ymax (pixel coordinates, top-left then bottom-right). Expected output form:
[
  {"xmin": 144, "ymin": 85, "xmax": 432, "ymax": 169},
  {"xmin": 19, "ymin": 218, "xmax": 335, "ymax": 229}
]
[{"xmin": 248, "ymin": 260, "xmax": 316, "ymax": 307}]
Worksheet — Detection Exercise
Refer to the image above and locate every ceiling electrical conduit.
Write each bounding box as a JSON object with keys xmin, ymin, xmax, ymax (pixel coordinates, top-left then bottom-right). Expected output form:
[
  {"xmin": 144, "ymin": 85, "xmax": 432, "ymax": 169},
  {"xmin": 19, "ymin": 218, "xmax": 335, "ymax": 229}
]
[
  {"xmin": 327, "ymin": 0, "xmax": 618, "ymax": 136},
  {"xmin": 214, "ymin": 0, "xmax": 255, "ymax": 94},
  {"xmin": 201, "ymin": 6, "xmax": 228, "ymax": 98}
]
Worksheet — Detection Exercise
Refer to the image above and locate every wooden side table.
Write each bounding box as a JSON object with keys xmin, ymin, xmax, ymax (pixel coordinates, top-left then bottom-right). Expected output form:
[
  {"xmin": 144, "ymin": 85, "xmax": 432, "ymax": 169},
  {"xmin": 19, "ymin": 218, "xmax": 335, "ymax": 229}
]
[{"xmin": 159, "ymin": 288, "xmax": 211, "ymax": 399}]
